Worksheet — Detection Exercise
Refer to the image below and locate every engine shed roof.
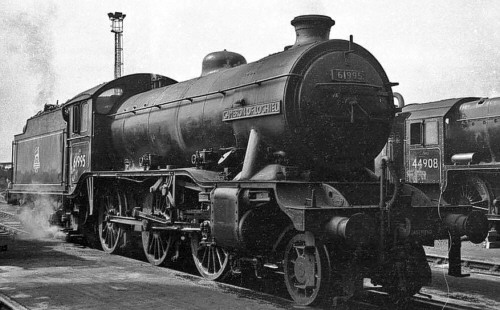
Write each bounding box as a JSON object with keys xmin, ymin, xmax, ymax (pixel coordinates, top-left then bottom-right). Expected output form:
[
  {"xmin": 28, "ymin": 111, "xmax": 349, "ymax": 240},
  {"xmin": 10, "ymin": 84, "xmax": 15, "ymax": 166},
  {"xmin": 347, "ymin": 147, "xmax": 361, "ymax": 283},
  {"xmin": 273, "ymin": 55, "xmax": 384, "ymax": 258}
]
[{"xmin": 402, "ymin": 97, "xmax": 479, "ymax": 120}]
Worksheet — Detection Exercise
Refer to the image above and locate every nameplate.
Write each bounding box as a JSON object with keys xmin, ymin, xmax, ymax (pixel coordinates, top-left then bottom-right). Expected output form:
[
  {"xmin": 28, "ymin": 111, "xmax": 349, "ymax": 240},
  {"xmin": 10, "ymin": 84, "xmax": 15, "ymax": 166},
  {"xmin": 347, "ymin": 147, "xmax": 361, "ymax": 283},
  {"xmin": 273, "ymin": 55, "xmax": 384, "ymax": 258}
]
[{"xmin": 222, "ymin": 101, "xmax": 280, "ymax": 122}]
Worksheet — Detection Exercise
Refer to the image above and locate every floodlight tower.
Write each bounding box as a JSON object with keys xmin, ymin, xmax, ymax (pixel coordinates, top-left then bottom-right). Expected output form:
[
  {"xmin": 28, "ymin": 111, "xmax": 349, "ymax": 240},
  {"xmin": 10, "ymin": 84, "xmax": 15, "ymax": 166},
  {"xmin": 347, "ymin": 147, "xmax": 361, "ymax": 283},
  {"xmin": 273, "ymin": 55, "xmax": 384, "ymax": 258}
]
[{"xmin": 108, "ymin": 12, "xmax": 126, "ymax": 79}]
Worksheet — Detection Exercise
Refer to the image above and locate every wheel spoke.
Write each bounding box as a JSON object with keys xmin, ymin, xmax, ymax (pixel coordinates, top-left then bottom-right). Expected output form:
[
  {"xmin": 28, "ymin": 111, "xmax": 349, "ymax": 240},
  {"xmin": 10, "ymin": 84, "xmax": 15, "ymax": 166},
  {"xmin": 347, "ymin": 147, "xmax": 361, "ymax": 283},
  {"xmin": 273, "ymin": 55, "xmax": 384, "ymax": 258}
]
[
  {"xmin": 147, "ymin": 234, "xmax": 154, "ymax": 252},
  {"xmin": 159, "ymin": 236, "xmax": 166, "ymax": 256},
  {"xmin": 215, "ymin": 247, "xmax": 223, "ymax": 268},
  {"xmin": 208, "ymin": 247, "xmax": 213, "ymax": 273},
  {"xmin": 109, "ymin": 228, "xmax": 115, "ymax": 247},
  {"xmin": 212, "ymin": 248, "xmax": 217, "ymax": 273},
  {"xmin": 157, "ymin": 241, "xmax": 162, "ymax": 259},
  {"xmin": 201, "ymin": 246, "xmax": 208, "ymax": 266},
  {"xmin": 152, "ymin": 238, "xmax": 158, "ymax": 258},
  {"xmin": 106, "ymin": 228, "xmax": 111, "ymax": 245},
  {"xmin": 106, "ymin": 230, "xmax": 111, "ymax": 247}
]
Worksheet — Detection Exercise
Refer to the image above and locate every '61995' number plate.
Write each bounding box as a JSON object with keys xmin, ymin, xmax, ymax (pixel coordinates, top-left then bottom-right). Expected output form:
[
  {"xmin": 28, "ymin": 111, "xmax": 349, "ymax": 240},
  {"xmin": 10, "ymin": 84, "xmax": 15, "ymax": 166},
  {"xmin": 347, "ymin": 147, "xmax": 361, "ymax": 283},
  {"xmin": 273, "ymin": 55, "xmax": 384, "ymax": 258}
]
[{"xmin": 331, "ymin": 69, "xmax": 366, "ymax": 82}]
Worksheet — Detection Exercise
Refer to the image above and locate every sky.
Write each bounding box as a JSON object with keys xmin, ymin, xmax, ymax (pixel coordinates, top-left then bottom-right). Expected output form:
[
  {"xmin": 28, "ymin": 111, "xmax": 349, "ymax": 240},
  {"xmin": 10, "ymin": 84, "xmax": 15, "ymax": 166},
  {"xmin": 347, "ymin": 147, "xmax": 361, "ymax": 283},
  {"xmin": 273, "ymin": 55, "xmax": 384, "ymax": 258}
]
[{"xmin": 0, "ymin": 0, "xmax": 499, "ymax": 162}]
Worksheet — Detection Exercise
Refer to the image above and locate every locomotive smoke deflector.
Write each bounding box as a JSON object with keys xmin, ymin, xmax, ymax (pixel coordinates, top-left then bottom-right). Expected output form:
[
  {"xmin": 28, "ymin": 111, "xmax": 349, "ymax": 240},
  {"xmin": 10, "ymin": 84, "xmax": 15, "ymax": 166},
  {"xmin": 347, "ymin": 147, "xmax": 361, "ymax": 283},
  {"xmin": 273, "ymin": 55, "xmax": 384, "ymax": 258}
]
[{"xmin": 290, "ymin": 15, "xmax": 335, "ymax": 48}]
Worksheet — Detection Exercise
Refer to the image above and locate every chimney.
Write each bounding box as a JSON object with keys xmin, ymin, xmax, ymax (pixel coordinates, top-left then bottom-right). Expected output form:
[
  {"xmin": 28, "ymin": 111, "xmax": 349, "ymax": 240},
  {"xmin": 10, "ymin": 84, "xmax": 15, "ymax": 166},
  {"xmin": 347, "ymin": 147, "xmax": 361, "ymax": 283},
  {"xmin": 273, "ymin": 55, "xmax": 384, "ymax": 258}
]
[{"xmin": 290, "ymin": 15, "xmax": 335, "ymax": 49}]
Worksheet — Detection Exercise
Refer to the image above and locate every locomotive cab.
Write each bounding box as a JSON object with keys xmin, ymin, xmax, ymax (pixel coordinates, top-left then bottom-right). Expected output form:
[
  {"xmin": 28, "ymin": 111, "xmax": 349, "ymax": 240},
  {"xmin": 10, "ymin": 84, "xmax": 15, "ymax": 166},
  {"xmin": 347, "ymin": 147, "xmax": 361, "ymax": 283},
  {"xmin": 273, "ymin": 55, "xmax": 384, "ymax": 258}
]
[
  {"xmin": 64, "ymin": 74, "xmax": 177, "ymax": 191},
  {"xmin": 404, "ymin": 103, "xmax": 446, "ymax": 185}
]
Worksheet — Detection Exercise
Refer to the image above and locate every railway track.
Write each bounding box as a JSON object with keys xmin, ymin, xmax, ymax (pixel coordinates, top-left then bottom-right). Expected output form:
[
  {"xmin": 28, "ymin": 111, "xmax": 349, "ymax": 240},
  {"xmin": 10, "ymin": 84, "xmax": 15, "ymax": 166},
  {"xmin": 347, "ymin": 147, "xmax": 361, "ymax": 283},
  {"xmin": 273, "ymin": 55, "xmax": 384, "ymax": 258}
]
[
  {"xmin": 427, "ymin": 254, "xmax": 500, "ymax": 274},
  {"xmin": 0, "ymin": 210, "xmax": 28, "ymax": 237},
  {"xmin": 352, "ymin": 289, "xmax": 483, "ymax": 310}
]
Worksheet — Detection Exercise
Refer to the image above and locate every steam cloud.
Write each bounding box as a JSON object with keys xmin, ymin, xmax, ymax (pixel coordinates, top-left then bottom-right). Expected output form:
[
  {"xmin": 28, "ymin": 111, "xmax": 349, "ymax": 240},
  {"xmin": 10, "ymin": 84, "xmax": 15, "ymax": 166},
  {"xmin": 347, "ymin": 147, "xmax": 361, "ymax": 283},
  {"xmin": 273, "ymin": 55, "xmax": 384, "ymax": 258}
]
[
  {"xmin": 0, "ymin": 4, "xmax": 63, "ymax": 240},
  {"xmin": 0, "ymin": 4, "xmax": 57, "ymax": 162},
  {"xmin": 2, "ymin": 8, "xmax": 56, "ymax": 106},
  {"xmin": 18, "ymin": 197, "xmax": 66, "ymax": 240}
]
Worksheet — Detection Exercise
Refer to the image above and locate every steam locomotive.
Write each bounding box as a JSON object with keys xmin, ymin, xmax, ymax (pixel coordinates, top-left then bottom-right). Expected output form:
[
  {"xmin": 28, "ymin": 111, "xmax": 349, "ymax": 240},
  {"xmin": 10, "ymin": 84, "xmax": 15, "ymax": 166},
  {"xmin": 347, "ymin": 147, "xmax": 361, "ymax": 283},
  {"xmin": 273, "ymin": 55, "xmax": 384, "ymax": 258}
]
[
  {"xmin": 378, "ymin": 95, "xmax": 500, "ymax": 247},
  {"xmin": 8, "ymin": 15, "xmax": 488, "ymax": 305}
]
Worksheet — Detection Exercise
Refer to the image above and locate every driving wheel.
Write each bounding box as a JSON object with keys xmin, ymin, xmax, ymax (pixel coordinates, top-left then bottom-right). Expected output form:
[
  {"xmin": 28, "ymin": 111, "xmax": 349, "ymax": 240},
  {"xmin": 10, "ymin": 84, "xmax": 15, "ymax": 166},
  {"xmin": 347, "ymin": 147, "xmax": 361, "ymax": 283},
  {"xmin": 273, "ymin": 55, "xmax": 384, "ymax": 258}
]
[
  {"xmin": 97, "ymin": 188, "xmax": 125, "ymax": 253},
  {"xmin": 190, "ymin": 233, "xmax": 230, "ymax": 280},
  {"xmin": 142, "ymin": 230, "xmax": 174, "ymax": 266}
]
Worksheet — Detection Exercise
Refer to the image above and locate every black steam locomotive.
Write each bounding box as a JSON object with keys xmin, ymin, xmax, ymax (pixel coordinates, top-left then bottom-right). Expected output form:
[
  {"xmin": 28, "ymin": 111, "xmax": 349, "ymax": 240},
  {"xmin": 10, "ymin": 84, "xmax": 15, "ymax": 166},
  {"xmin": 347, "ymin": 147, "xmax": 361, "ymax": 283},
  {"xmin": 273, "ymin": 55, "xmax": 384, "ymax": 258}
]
[
  {"xmin": 378, "ymin": 95, "xmax": 500, "ymax": 247},
  {"xmin": 8, "ymin": 15, "xmax": 488, "ymax": 305}
]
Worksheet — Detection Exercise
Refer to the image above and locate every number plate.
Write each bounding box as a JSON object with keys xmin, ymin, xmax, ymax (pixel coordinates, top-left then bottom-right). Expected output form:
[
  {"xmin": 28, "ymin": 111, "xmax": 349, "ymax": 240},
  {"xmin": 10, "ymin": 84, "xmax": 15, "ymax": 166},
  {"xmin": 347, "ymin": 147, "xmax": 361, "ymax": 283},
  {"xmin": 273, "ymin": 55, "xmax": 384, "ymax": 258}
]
[
  {"xmin": 70, "ymin": 142, "xmax": 89, "ymax": 184},
  {"xmin": 406, "ymin": 149, "xmax": 441, "ymax": 184},
  {"xmin": 331, "ymin": 69, "xmax": 366, "ymax": 82}
]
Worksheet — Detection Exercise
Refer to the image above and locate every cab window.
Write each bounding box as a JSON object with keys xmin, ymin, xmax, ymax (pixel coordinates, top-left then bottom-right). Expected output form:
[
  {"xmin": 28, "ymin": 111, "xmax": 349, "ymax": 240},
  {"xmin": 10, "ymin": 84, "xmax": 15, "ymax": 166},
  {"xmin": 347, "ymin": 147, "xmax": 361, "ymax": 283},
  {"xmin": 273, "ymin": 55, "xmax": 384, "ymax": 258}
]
[
  {"xmin": 410, "ymin": 122, "xmax": 423, "ymax": 145},
  {"xmin": 410, "ymin": 121, "xmax": 438, "ymax": 146},
  {"xmin": 424, "ymin": 121, "xmax": 438, "ymax": 145},
  {"xmin": 72, "ymin": 101, "xmax": 88, "ymax": 134}
]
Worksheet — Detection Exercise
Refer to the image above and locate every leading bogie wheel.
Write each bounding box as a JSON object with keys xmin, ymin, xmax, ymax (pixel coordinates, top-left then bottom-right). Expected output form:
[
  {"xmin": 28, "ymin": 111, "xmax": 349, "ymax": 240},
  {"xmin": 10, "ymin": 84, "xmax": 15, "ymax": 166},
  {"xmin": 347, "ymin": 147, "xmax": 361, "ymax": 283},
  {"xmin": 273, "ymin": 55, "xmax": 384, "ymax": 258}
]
[
  {"xmin": 283, "ymin": 233, "xmax": 332, "ymax": 306},
  {"xmin": 142, "ymin": 230, "xmax": 174, "ymax": 266},
  {"xmin": 97, "ymin": 189, "xmax": 125, "ymax": 254},
  {"xmin": 190, "ymin": 233, "xmax": 230, "ymax": 280}
]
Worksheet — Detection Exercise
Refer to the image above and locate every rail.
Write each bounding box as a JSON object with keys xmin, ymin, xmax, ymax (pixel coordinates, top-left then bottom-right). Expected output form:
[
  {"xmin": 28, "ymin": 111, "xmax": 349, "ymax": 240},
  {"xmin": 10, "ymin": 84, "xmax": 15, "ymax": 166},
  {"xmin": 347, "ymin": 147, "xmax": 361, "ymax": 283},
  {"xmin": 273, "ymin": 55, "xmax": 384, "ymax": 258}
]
[
  {"xmin": 0, "ymin": 210, "xmax": 28, "ymax": 236},
  {"xmin": 355, "ymin": 289, "xmax": 481, "ymax": 310},
  {"xmin": 0, "ymin": 292, "xmax": 30, "ymax": 310},
  {"xmin": 427, "ymin": 253, "xmax": 500, "ymax": 274}
]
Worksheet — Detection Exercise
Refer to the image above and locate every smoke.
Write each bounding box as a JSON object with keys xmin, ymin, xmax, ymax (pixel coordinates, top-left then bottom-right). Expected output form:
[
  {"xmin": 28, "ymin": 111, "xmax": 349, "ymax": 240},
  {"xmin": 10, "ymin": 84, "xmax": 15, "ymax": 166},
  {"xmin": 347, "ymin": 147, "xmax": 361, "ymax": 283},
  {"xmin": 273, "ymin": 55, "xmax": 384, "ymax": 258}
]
[
  {"xmin": 2, "ymin": 7, "xmax": 57, "ymax": 106},
  {"xmin": 18, "ymin": 197, "xmax": 66, "ymax": 240},
  {"xmin": 0, "ymin": 4, "xmax": 57, "ymax": 162},
  {"xmin": 0, "ymin": 4, "xmax": 65, "ymax": 240}
]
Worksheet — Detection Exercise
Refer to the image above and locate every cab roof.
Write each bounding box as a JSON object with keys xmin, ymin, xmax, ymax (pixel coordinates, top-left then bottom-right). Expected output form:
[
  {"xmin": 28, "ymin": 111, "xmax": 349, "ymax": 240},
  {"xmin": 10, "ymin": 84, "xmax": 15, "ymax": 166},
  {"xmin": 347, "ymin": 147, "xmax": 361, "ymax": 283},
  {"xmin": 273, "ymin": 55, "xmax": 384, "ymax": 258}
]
[
  {"xmin": 403, "ymin": 97, "xmax": 479, "ymax": 120},
  {"xmin": 64, "ymin": 73, "xmax": 177, "ymax": 106}
]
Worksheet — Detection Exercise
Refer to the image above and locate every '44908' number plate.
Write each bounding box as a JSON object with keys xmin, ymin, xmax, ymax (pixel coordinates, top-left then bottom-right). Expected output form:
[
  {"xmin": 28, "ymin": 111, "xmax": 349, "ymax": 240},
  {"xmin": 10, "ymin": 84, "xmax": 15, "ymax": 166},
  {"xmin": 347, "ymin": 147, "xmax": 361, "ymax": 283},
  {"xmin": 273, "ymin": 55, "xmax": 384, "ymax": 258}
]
[
  {"xmin": 331, "ymin": 69, "xmax": 366, "ymax": 82},
  {"xmin": 407, "ymin": 149, "xmax": 441, "ymax": 184}
]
